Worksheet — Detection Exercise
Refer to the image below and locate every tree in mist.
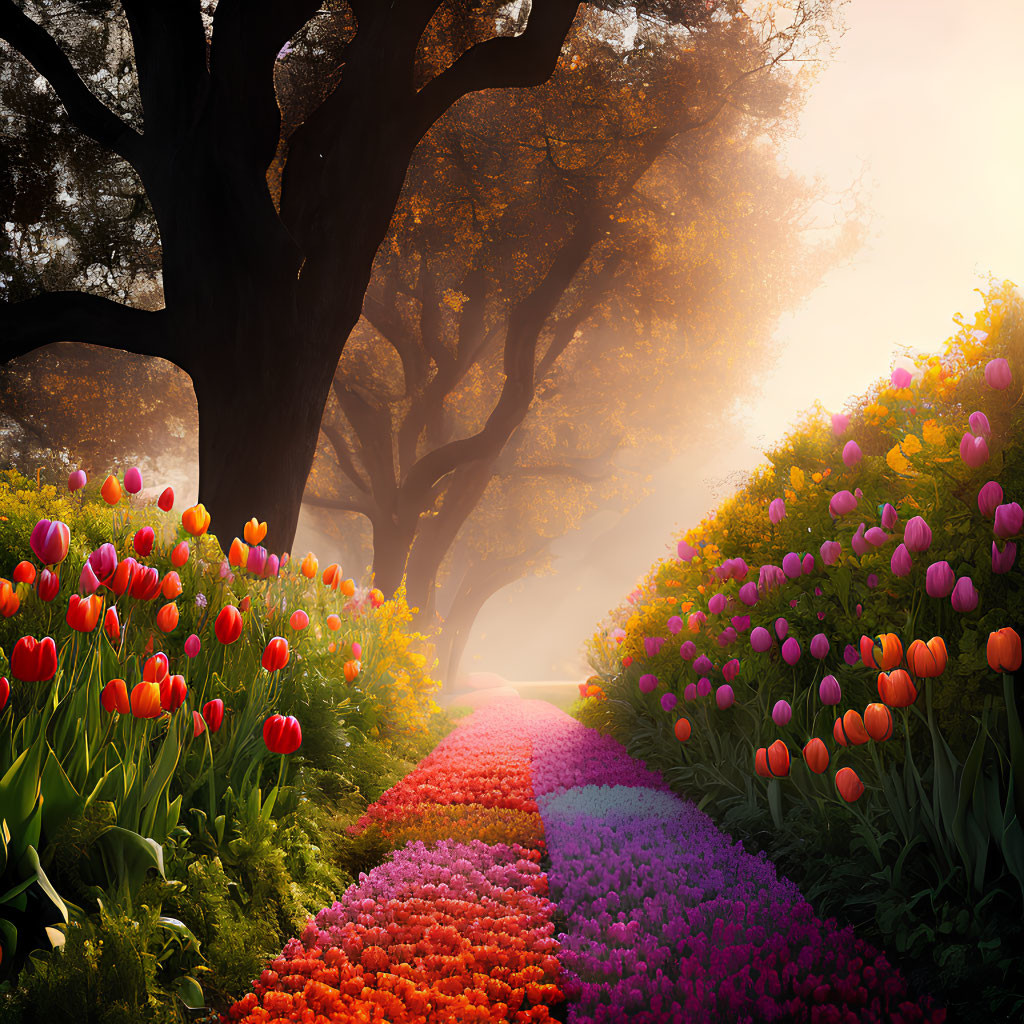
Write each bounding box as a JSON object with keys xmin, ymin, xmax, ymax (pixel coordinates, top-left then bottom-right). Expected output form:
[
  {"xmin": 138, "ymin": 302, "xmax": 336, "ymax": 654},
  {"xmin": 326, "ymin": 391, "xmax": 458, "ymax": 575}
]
[
  {"xmin": 0, "ymin": 0, "xmax": 760, "ymax": 552},
  {"xmin": 301, "ymin": 2, "xmax": 852, "ymax": 681}
]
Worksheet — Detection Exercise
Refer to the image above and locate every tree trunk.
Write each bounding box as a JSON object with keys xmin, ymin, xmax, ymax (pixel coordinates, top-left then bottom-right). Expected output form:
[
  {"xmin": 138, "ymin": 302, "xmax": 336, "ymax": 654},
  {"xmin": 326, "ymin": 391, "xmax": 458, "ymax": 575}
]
[{"xmin": 369, "ymin": 513, "xmax": 419, "ymax": 597}]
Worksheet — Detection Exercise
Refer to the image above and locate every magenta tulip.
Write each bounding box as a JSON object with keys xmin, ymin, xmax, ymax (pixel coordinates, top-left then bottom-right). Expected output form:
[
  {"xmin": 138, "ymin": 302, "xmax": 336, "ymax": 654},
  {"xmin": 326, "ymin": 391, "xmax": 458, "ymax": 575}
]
[
  {"xmin": 851, "ymin": 522, "xmax": 870, "ymax": 557},
  {"xmin": 925, "ymin": 560, "xmax": 955, "ymax": 598},
  {"xmin": 660, "ymin": 692, "xmax": 677, "ymax": 712},
  {"xmin": 960, "ymin": 432, "xmax": 989, "ymax": 469},
  {"xmin": 639, "ymin": 673, "xmax": 658, "ymax": 694},
  {"xmin": 677, "ymin": 540, "xmax": 697, "ymax": 562},
  {"xmin": 810, "ymin": 633, "xmax": 830, "ymax": 659},
  {"xmin": 68, "ymin": 469, "xmax": 87, "ymax": 491},
  {"xmin": 843, "ymin": 644, "xmax": 860, "ymax": 666},
  {"xmin": 684, "ymin": 683, "xmax": 697, "ymax": 701},
  {"xmin": 992, "ymin": 541, "xmax": 1017, "ymax": 574},
  {"xmin": 266, "ymin": 553, "xmax": 280, "ymax": 577},
  {"xmin": 759, "ymin": 564, "xmax": 785, "ymax": 592},
  {"xmin": 867, "ymin": 573, "xmax": 879, "ymax": 588},
  {"xmin": 978, "ymin": 481, "xmax": 1003, "ymax": 517},
  {"xmin": 903, "ymin": 516, "xmax": 932, "ymax": 553},
  {"xmin": 738, "ymin": 581, "xmax": 759, "ymax": 606},
  {"xmin": 782, "ymin": 552, "xmax": 801, "ymax": 579},
  {"xmin": 819, "ymin": 675, "xmax": 842, "ymax": 705},
  {"xmin": 865, "ymin": 527, "xmax": 889, "ymax": 547},
  {"xmin": 781, "ymin": 637, "xmax": 801, "ymax": 665},
  {"xmin": 769, "ymin": 498, "xmax": 786, "ymax": 524},
  {"xmin": 984, "ymin": 356, "xmax": 1012, "ymax": 390},
  {"xmin": 30, "ymin": 519, "xmax": 71, "ymax": 566},
  {"xmin": 717, "ymin": 627, "xmax": 737, "ymax": 647},
  {"xmin": 750, "ymin": 627, "xmax": 772, "ymax": 652},
  {"xmin": 831, "ymin": 412, "xmax": 850, "ymax": 436},
  {"xmin": 802, "ymin": 553, "xmax": 815, "ymax": 574},
  {"xmin": 722, "ymin": 658, "xmax": 740, "ymax": 682},
  {"xmin": 247, "ymin": 545, "xmax": 268, "ymax": 576},
  {"xmin": 829, "ymin": 490, "xmax": 857, "ymax": 518},
  {"xmin": 774, "ymin": 617, "xmax": 788, "ymax": 640},
  {"xmin": 679, "ymin": 640, "xmax": 696, "ymax": 660},
  {"xmin": 951, "ymin": 575, "xmax": 979, "ymax": 613},
  {"xmin": 772, "ymin": 699, "xmax": 792, "ymax": 726},
  {"xmin": 881, "ymin": 503, "xmax": 898, "ymax": 529},
  {"xmin": 693, "ymin": 654, "xmax": 713, "ymax": 675},
  {"xmin": 994, "ymin": 502, "xmax": 1023, "ymax": 539},
  {"xmin": 715, "ymin": 684, "xmax": 735, "ymax": 710},
  {"xmin": 667, "ymin": 615, "xmax": 683, "ymax": 635},
  {"xmin": 730, "ymin": 615, "xmax": 750, "ymax": 633},
  {"xmin": 968, "ymin": 411, "xmax": 991, "ymax": 437},
  {"xmin": 842, "ymin": 440, "xmax": 862, "ymax": 467},
  {"xmin": 644, "ymin": 636, "xmax": 665, "ymax": 658},
  {"xmin": 891, "ymin": 366, "xmax": 912, "ymax": 388},
  {"xmin": 123, "ymin": 467, "xmax": 143, "ymax": 494},
  {"xmin": 89, "ymin": 543, "xmax": 118, "ymax": 583},
  {"xmin": 184, "ymin": 633, "xmax": 202, "ymax": 658},
  {"xmin": 708, "ymin": 593, "xmax": 727, "ymax": 615},
  {"xmin": 890, "ymin": 543, "xmax": 912, "ymax": 577},
  {"xmin": 820, "ymin": 539, "xmax": 842, "ymax": 565},
  {"xmin": 79, "ymin": 560, "xmax": 100, "ymax": 595},
  {"xmin": 696, "ymin": 676, "xmax": 712, "ymax": 697}
]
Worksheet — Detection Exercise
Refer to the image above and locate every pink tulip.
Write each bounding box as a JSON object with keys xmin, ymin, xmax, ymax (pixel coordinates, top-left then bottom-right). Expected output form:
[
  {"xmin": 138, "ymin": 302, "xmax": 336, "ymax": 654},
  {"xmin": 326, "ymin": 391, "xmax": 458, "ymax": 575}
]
[
  {"xmin": 951, "ymin": 575, "xmax": 979, "ymax": 613},
  {"xmin": 759, "ymin": 564, "xmax": 785, "ymax": 592},
  {"xmin": 715, "ymin": 684, "xmax": 735, "ymax": 710},
  {"xmin": 881, "ymin": 503, "xmax": 898, "ymax": 529},
  {"xmin": 717, "ymin": 627, "xmax": 737, "ymax": 647},
  {"xmin": 925, "ymin": 560, "xmax": 955, "ymax": 598},
  {"xmin": 820, "ymin": 540, "xmax": 842, "ymax": 565},
  {"xmin": 667, "ymin": 615, "xmax": 684, "ymax": 635},
  {"xmin": 68, "ymin": 469, "xmax": 87, "ymax": 491},
  {"xmin": 769, "ymin": 498, "xmax": 786, "ymax": 524},
  {"xmin": 266, "ymin": 554, "xmax": 280, "ymax": 577},
  {"xmin": 842, "ymin": 440, "xmax": 862, "ymax": 467},
  {"xmin": 775, "ymin": 617, "xmax": 788, "ymax": 640},
  {"xmin": 843, "ymin": 644, "xmax": 860, "ymax": 666},
  {"xmin": 994, "ymin": 502, "xmax": 1023, "ymax": 539},
  {"xmin": 865, "ymin": 527, "xmax": 889, "ymax": 547},
  {"xmin": 693, "ymin": 654, "xmax": 713, "ymax": 675},
  {"xmin": 782, "ymin": 552, "xmax": 801, "ymax": 579},
  {"xmin": 722, "ymin": 659, "xmax": 740, "ymax": 682},
  {"xmin": 30, "ymin": 519, "xmax": 71, "ymax": 566},
  {"xmin": 978, "ymin": 481, "xmax": 1003, "ymax": 517},
  {"xmin": 89, "ymin": 543, "xmax": 118, "ymax": 583},
  {"xmin": 829, "ymin": 490, "xmax": 857, "ymax": 518},
  {"xmin": 688, "ymin": 611, "xmax": 706, "ymax": 632},
  {"xmin": 247, "ymin": 545, "xmax": 268, "ymax": 576},
  {"xmin": 856, "ymin": 603, "xmax": 863, "ymax": 618},
  {"xmin": 819, "ymin": 675, "xmax": 842, "ymax": 705},
  {"xmin": 903, "ymin": 516, "xmax": 932, "ymax": 552},
  {"xmin": 708, "ymin": 593, "xmax": 727, "ymax": 615},
  {"xmin": 984, "ymin": 356, "xmax": 1012, "ymax": 390},
  {"xmin": 867, "ymin": 573, "xmax": 879, "ymax": 588},
  {"xmin": 123, "ymin": 467, "xmax": 143, "ymax": 494},
  {"xmin": 639, "ymin": 674, "xmax": 658, "ymax": 694},
  {"xmin": 750, "ymin": 627, "xmax": 772, "ymax": 653},
  {"xmin": 738, "ymin": 582, "xmax": 759, "ymax": 606},
  {"xmin": 772, "ymin": 699, "xmax": 792, "ymax": 726},
  {"xmin": 679, "ymin": 640, "xmax": 696, "ymax": 660},
  {"xmin": 891, "ymin": 366, "xmax": 912, "ymax": 389},
  {"xmin": 851, "ymin": 523, "xmax": 870, "ymax": 557},
  {"xmin": 992, "ymin": 541, "xmax": 1017, "ymax": 574},
  {"xmin": 352, "ymin": 641, "xmax": 362, "ymax": 659},
  {"xmin": 802, "ymin": 553, "xmax": 815, "ymax": 574},
  {"xmin": 677, "ymin": 540, "xmax": 697, "ymax": 561},
  {"xmin": 959, "ymin": 432, "xmax": 989, "ymax": 469},
  {"xmin": 133, "ymin": 527, "xmax": 155, "ymax": 558},
  {"xmin": 831, "ymin": 412, "xmax": 850, "ymax": 436},
  {"xmin": 731, "ymin": 558, "xmax": 749, "ymax": 580},
  {"xmin": 968, "ymin": 411, "xmax": 991, "ymax": 437},
  {"xmin": 184, "ymin": 633, "xmax": 201, "ymax": 658},
  {"xmin": 660, "ymin": 692, "xmax": 677, "ymax": 712},
  {"xmin": 810, "ymin": 633, "xmax": 830, "ymax": 659},
  {"xmin": 890, "ymin": 543, "xmax": 912, "ymax": 577},
  {"xmin": 684, "ymin": 683, "xmax": 697, "ymax": 701},
  {"xmin": 644, "ymin": 636, "xmax": 665, "ymax": 657},
  {"xmin": 696, "ymin": 677, "xmax": 712, "ymax": 697},
  {"xmin": 781, "ymin": 637, "xmax": 801, "ymax": 665},
  {"xmin": 79, "ymin": 560, "xmax": 100, "ymax": 595},
  {"xmin": 730, "ymin": 615, "xmax": 750, "ymax": 633}
]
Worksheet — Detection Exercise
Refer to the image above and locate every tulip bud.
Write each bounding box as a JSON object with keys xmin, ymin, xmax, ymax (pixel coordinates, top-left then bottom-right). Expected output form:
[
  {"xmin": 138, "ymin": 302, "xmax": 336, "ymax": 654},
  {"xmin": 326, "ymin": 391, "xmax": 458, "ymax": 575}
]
[
  {"xmin": 679, "ymin": 640, "xmax": 696, "ymax": 660},
  {"xmin": 782, "ymin": 552, "xmax": 801, "ymax": 579},
  {"xmin": 203, "ymin": 698, "xmax": 225, "ymax": 732},
  {"xmin": 842, "ymin": 440, "xmax": 862, "ymax": 467},
  {"xmin": 262, "ymin": 637, "xmax": 290, "ymax": 672},
  {"xmin": 214, "ymin": 605, "xmax": 243, "ymax": 644},
  {"xmin": 158, "ymin": 486, "xmax": 174, "ymax": 512},
  {"xmin": 802, "ymin": 737, "xmax": 829, "ymax": 774},
  {"xmin": 696, "ymin": 677, "xmax": 712, "ymax": 697},
  {"xmin": 768, "ymin": 498, "xmax": 786, "ymax": 524},
  {"xmin": 707, "ymin": 593, "xmax": 727, "ymax": 615},
  {"xmin": 639, "ymin": 673, "xmax": 658, "ymax": 694},
  {"xmin": 68, "ymin": 469, "xmax": 87, "ymax": 491},
  {"xmin": 774, "ymin": 617, "xmax": 788, "ymax": 640},
  {"xmin": 950, "ymin": 575, "xmax": 979, "ymax": 613},
  {"xmin": 890, "ymin": 543, "xmax": 912, "ymax": 577},
  {"xmin": 674, "ymin": 717, "xmax": 692, "ymax": 742},
  {"xmin": 766, "ymin": 739, "xmax": 790, "ymax": 777},
  {"xmin": 243, "ymin": 518, "xmax": 268, "ymax": 546},
  {"xmin": 809, "ymin": 633, "xmax": 829, "ymax": 659},
  {"xmin": 123, "ymin": 467, "xmax": 142, "ymax": 494},
  {"xmin": 978, "ymin": 481, "xmax": 1003, "ymax": 518},
  {"xmin": 828, "ymin": 490, "xmax": 857, "ymax": 518},
  {"xmin": 156, "ymin": 601, "xmax": 179, "ymax": 633},
  {"xmin": 246, "ymin": 545, "xmax": 268, "ymax": 576},
  {"xmin": 130, "ymin": 681, "xmax": 162, "ymax": 719},
  {"xmin": 171, "ymin": 541, "xmax": 190, "ymax": 568},
  {"xmin": 750, "ymin": 627, "xmax": 772, "ymax": 653},
  {"xmin": 925, "ymin": 561, "xmax": 956, "ymax": 599},
  {"xmin": 683, "ymin": 683, "xmax": 697, "ymax": 701},
  {"xmin": 263, "ymin": 714, "xmax": 302, "ymax": 754},
  {"xmin": 239, "ymin": 595, "xmax": 251, "ymax": 613},
  {"xmin": 266, "ymin": 554, "xmax": 280, "ymax": 577},
  {"xmin": 968, "ymin": 410, "xmax": 991, "ymax": 437},
  {"xmin": 819, "ymin": 540, "xmax": 842, "ymax": 565},
  {"xmin": 693, "ymin": 654, "xmax": 713, "ymax": 675},
  {"xmin": 737, "ymin": 581, "xmax": 759, "ymax": 606},
  {"xmin": 994, "ymin": 502, "xmax": 1023, "ymax": 539},
  {"xmin": 101, "ymin": 678, "xmax": 129, "ymax": 715},
  {"xmin": 159, "ymin": 674, "xmax": 187, "ymax": 712},
  {"xmin": 835, "ymin": 766, "xmax": 865, "ymax": 802},
  {"xmin": 290, "ymin": 609, "xmax": 309, "ymax": 630},
  {"xmin": 984, "ymin": 356, "xmax": 1012, "ymax": 390},
  {"xmin": 133, "ymin": 527, "xmax": 155, "ymax": 558},
  {"xmin": 992, "ymin": 540, "xmax": 1017, "ymax": 574},
  {"xmin": 959, "ymin": 432, "xmax": 989, "ymax": 469},
  {"xmin": 300, "ymin": 553, "xmax": 318, "ymax": 579},
  {"xmin": 891, "ymin": 366, "xmax": 912, "ymax": 388},
  {"xmin": 193, "ymin": 711, "xmax": 206, "ymax": 737},
  {"xmin": 677, "ymin": 540, "xmax": 697, "ymax": 561},
  {"xmin": 864, "ymin": 527, "xmax": 887, "ymax": 547},
  {"xmin": 819, "ymin": 675, "xmax": 841, "ymax": 705},
  {"xmin": 880, "ymin": 503, "xmax": 898, "ymax": 529},
  {"xmin": 184, "ymin": 633, "xmax": 201, "ymax": 658},
  {"xmin": 667, "ymin": 615, "xmax": 683, "ymax": 634},
  {"xmin": 343, "ymin": 659, "xmax": 361, "ymax": 682},
  {"xmin": 772, "ymin": 700, "xmax": 792, "ymax": 726},
  {"xmin": 660, "ymin": 692, "xmax": 677, "ymax": 712},
  {"xmin": 38, "ymin": 569, "xmax": 60, "ymax": 602},
  {"xmin": 730, "ymin": 615, "xmax": 750, "ymax": 633},
  {"xmin": 851, "ymin": 522, "xmax": 870, "ymax": 557},
  {"xmin": 104, "ymin": 606, "xmax": 120, "ymax": 643},
  {"xmin": 781, "ymin": 637, "xmax": 801, "ymax": 665},
  {"xmin": 721, "ymin": 658, "xmax": 740, "ymax": 682},
  {"xmin": 802, "ymin": 553, "xmax": 815, "ymax": 575},
  {"xmin": 100, "ymin": 474, "xmax": 122, "ymax": 505},
  {"xmin": 903, "ymin": 516, "xmax": 932, "ymax": 553},
  {"xmin": 715, "ymin": 684, "xmax": 734, "ymax": 709}
]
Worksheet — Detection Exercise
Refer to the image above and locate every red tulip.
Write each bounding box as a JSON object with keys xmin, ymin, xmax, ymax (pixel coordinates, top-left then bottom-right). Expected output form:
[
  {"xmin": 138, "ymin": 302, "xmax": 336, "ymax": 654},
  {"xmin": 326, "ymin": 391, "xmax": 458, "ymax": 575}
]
[
  {"xmin": 835, "ymin": 766, "xmax": 865, "ymax": 802},
  {"xmin": 754, "ymin": 747, "xmax": 769, "ymax": 777},
  {"xmin": 0, "ymin": 676, "xmax": 9, "ymax": 712},
  {"xmin": 133, "ymin": 527, "xmax": 155, "ymax": 557},
  {"xmin": 158, "ymin": 486, "xmax": 175, "ymax": 512},
  {"xmin": 159, "ymin": 674, "xmax": 187, "ymax": 712},
  {"xmin": 130, "ymin": 564, "xmax": 162, "ymax": 601},
  {"xmin": 66, "ymin": 594, "xmax": 103, "ymax": 632},
  {"xmin": 802, "ymin": 738, "xmax": 829, "ymax": 774},
  {"xmin": 369, "ymin": 588, "xmax": 385, "ymax": 608},
  {"xmin": 130, "ymin": 681, "xmax": 162, "ymax": 718},
  {"xmin": 864, "ymin": 702, "xmax": 894, "ymax": 741},
  {"xmin": 107, "ymin": 557, "xmax": 139, "ymax": 597},
  {"xmin": 11, "ymin": 636, "xmax": 57, "ymax": 683},
  {"xmin": 12, "ymin": 561, "xmax": 36, "ymax": 585},
  {"xmin": 239, "ymin": 595, "xmax": 251, "ymax": 614},
  {"xmin": 171, "ymin": 541, "xmax": 190, "ymax": 568},
  {"xmin": 202, "ymin": 698, "xmax": 224, "ymax": 732},
  {"xmin": 29, "ymin": 518, "xmax": 71, "ymax": 566},
  {"xmin": 290, "ymin": 609, "xmax": 309, "ymax": 630},
  {"xmin": 214, "ymin": 605, "xmax": 243, "ymax": 644},
  {"xmin": 37, "ymin": 568, "xmax": 60, "ymax": 602},
  {"xmin": 262, "ymin": 637, "xmax": 290, "ymax": 672},
  {"xmin": 103, "ymin": 606, "xmax": 120, "ymax": 643},
  {"xmin": 263, "ymin": 714, "xmax": 302, "ymax": 754},
  {"xmin": 142, "ymin": 652, "xmax": 169, "ymax": 684},
  {"xmin": 193, "ymin": 710, "xmax": 206, "ymax": 737},
  {"xmin": 156, "ymin": 601, "xmax": 179, "ymax": 633},
  {"xmin": 101, "ymin": 678, "xmax": 130, "ymax": 714}
]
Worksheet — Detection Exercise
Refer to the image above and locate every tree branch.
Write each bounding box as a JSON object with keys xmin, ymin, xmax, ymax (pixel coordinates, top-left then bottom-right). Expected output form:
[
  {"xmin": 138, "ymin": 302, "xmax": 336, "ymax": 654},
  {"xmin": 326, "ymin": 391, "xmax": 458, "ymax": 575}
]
[
  {"xmin": 0, "ymin": 1, "xmax": 144, "ymax": 167},
  {"xmin": 300, "ymin": 492, "xmax": 373, "ymax": 516}
]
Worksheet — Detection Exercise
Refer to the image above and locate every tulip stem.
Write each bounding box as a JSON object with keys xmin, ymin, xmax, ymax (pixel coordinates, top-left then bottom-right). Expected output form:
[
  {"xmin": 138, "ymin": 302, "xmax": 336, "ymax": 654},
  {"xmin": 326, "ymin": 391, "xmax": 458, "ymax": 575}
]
[{"xmin": 277, "ymin": 752, "xmax": 288, "ymax": 791}]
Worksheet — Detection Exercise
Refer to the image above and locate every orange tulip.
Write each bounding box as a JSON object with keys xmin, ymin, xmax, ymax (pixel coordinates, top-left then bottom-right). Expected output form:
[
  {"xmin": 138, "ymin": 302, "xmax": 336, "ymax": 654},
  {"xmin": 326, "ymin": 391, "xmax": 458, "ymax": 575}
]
[
  {"xmin": 754, "ymin": 747, "xmax": 769, "ymax": 777},
  {"xmin": 802, "ymin": 737, "xmax": 829, "ymax": 774},
  {"xmin": 66, "ymin": 593, "xmax": 103, "ymax": 632},
  {"xmin": 143, "ymin": 652, "xmax": 170, "ymax": 684},
  {"xmin": 674, "ymin": 717, "xmax": 692, "ymax": 743},
  {"xmin": 877, "ymin": 668, "xmax": 917, "ymax": 708},
  {"xmin": 156, "ymin": 601, "xmax": 179, "ymax": 633},
  {"xmin": 328, "ymin": 641, "xmax": 337, "ymax": 653},
  {"xmin": 340, "ymin": 578, "xmax": 356, "ymax": 598},
  {"xmin": 130, "ymin": 681, "xmax": 162, "ymax": 718},
  {"xmin": 171, "ymin": 541, "xmax": 190, "ymax": 567},
  {"xmin": 987, "ymin": 627, "xmax": 1022, "ymax": 672},
  {"xmin": 228, "ymin": 538, "xmax": 248, "ymax": 568},
  {"xmin": 326, "ymin": 614, "xmax": 341, "ymax": 631},
  {"xmin": 214, "ymin": 605, "xmax": 243, "ymax": 644},
  {"xmin": 0, "ymin": 579, "xmax": 19, "ymax": 618},
  {"xmin": 104, "ymin": 606, "xmax": 120, "ymax": 642},
  {"xmin": 835, "ymin": 766, "xmax": 865, "ymax": 802},
  {"xmin": 301, "ymin": 552, "xmax": 318, "ymax": 579},
  {"xmin": 906, "ymin": 637, "xmax": 947, "ymax": 677},
  {"xmin": 322, "ymin": 563, "xmax": 341, "ymax": 589},
  {"xmin": 343, "ymin": 659, "xmax": 361, "ymax": 683},
  {"xmin": 833, "ymin": 710, "xmax": 869, "ymax": 747},
  {"xmin": 161, "ymin": 571, "xmax": 182, "ymax": 600},
  {"xmin": 181, "ymin": 503, "xmax": 211, "ymax": 537},
  {"xmin": 100, "ymin": 474, "xmax": 122, "ymax": 505},
  {"xmin": 159, "ymin": 674, "xmax": 187, "ymax": 712},
  {"xmin": 101, "ymin": 678, "xmax": 130, "ymax": 714},
  {"xmin": 369, "ymin": 588, "xmax": 385, "ymax": 608},
  {"xmin": 243, "ymin": 518, "xmax": 267, "ymax": 546},
  {"xmin": 107, "ymin": 557, "xmax": 138, "ymax": 597},
  {"xmin": 12, "ymin": 561, "xmax": 35, "ymax": 585},
  {"xmin": 864, "ymin": 702, "xmax": 894, "ymax": 741},
  {"xmin": 860, "ymin": 632, "xmax": 902, "ymax": 671},
  {"xmin": 766, "ymin": 739, "xmax": 790, "ymax": 777}
]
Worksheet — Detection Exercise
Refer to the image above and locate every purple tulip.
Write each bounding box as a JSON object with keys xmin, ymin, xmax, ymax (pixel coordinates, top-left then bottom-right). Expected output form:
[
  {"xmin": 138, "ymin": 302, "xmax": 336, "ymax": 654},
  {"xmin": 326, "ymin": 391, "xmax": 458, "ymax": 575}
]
[
  {"xmin": 851, "ymin": 523, "xmax": 870, "ymax": 557},
  {"xmin": 866, "ymin": 573, "xmax": 879, "ymax": 588},
  {"xmin": 856, "ymin": 603, "xmax": 863, "ymax": 618},
  {"xmin": 730, "ymin": 615, "xmax": 750, "ymax": 633},
  {"xmin": 643, "ymin": 637, "xmax": 665, "ymax": 658},
  {"xmin": 831, "ymin": 412, "xmax": 850, "ymax": 435},
  {"xmin": 809, "ymin": 633, "xmax": 830, "ymax": 659},
  {"xmin": 123, "ymin": 466, "xmax": 143, "ymax": 494},
  {"xmin": 820, "ymin": 540, "xmax": 842, "ymax": 565},
  {"xmin": 890, "ymin": 543, "xmax": 912, "ymax": 577},
  {"xmin": 951, "ymin": 575, "xmax": 979, "ymax": 613},
  {"xmin": 903, "ymin": 516, "xmax": 932, "ymax": 552},
  {"xmin": 185, "ymin": 633, "xmax": 202, "ymax": 658},
  {"xmin": 781, "ymin": 637, "xmax": 801, "ymax": 665},
  {"xmin": 696, "ymin": 677, "xmax": 712, "ymax": 698},
  {"xmin": 89, "ymin": 543, "xmax": 117, "ymax": 582},
  {"xmin": 639, "ymin": 673, "xmax": 658, "ymax": 694},
  {"xmin": 843, "ymin": 644, "xmax": 860, "ymax": 666},
  {"xmin": 722, "ymin": 659, "xmax": 740, "ymax": 682},
  {"xmin": 79, "ymin": 560, "xmax": 100, "ymax": 595},
  {"xmin": 693, "ymin": 654, "xmax": 713, "ymax": 675},
  {"xmin": 750, "ymin": 627, "xmax": 772, "ymax": 653},
  {"xmin": 660, "ymin": 692, "xmax": 677, "ymax": 712},
  {"xmin": 667, "ymin": 615, "xmax": 684, "ymax": 635},
  {"xmin": 679, "ymin": 640, "xmax": 696, "ymax": 660},
  {"xmin": 829, "ymin": 490, "xmax": 857, "ymax": 518},
  {"xmin": 677, "ymin": 540, "xmax": 697, "ymax": 561},
  {"xmin": 819, "ymin": 674, "xmax": 842, "ymax": 705},
  {"xmin": 772, "ymin": 699, "xmax": 792, "ymax": 726},
  {"xmin": 891, "ymin": 366, "xmax": 912, "ymax": 388},
  {"xmin": 68, "ymin": 469, "xmax": 87, "ymax": 491},
  {"xmin": 968, "ymin": 411, "xmax": 991, "ymax": 437},
  {"xmin": 985, "ymin": 356, "xmax": 1012, "ymax": 390},
  {"xmin": 994, "ymin": 502, "xmax": 1023, "ymax": 539},
  {"xmin": 842, "ymin": 440, "xmax": 862, "ymax": 467},
  {"xmin": 708, "ymin": 592, "xmax": 727, "ymax": 615},
  {"xmin": 865, "ymin": 527, "xmax": 889, "ymax": 547},
  {"xmin": 30, "ymin": 518, "xmax": 71, "ymax": 566},
  {"xmin": 684, "ymin": 683, "xmax": 697, "ymax": 701},
  {"xmin": 960, "ymin": 432, "xmax": 989, "ymax": 469},
  {"xmin": 247, "ymin": 544, "xmax": 268, "ymax": 576},
  {"xmin": 715, "ymin": 684, "xmax": 735, "ymax": 710},
  {"xmin": 775, "ymin": 617, "xmax": 788, "ymax": 640},
  {"xmin": 992, "ymin": 541, "xmax": 1017, "ymax": 574},
  {"xmin": 978, "ymin": 480, "xmax": 1003, "ymax": 518},
  {"xmin": 782, "ymin": 552, "xmax": 801, "ymax": 579},
  {"xmin": 881, "ymin": 503, "xmax": 898, "ymax": 529},
  {"xmin": 738, "ymin": 581, "xmax": 759, "ymax": 606},
  {"xmin": 769, "ymin": 498, "xmax": 786, "ymax": 524},
  {"xmin": 925, "ymin": 560, "xmax": 955, "ymax": 598}
]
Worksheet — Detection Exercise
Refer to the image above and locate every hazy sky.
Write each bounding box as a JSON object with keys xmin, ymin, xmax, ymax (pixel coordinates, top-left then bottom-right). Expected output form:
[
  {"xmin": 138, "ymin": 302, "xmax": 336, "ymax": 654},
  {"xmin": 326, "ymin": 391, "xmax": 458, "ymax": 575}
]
[{"xmin": 462, "ymin": 0, "xmax": 1024, "ymax": 680}]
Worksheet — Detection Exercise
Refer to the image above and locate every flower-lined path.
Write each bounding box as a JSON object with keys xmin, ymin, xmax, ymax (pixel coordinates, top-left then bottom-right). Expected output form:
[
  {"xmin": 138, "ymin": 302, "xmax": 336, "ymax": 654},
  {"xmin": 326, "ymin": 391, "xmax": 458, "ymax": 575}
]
[{"xmin": 225, "ymin": 701, "xmax": 944, "ymax": 1023}]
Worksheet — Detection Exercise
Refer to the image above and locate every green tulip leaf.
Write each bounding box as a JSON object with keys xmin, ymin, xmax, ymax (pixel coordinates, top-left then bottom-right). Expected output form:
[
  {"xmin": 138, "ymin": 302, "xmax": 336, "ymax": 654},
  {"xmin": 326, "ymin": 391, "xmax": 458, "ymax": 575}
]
[
  {"xmin": 172, "ymin": 975, "xmax": 205, "ymax": 1009},
  {"xmin": 40, "ymin": 749, "xmax": 84, "ymax": 842},
  {"xmin": 25, "ymin": 845, "xmax": 68, "ymax": 924}
]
